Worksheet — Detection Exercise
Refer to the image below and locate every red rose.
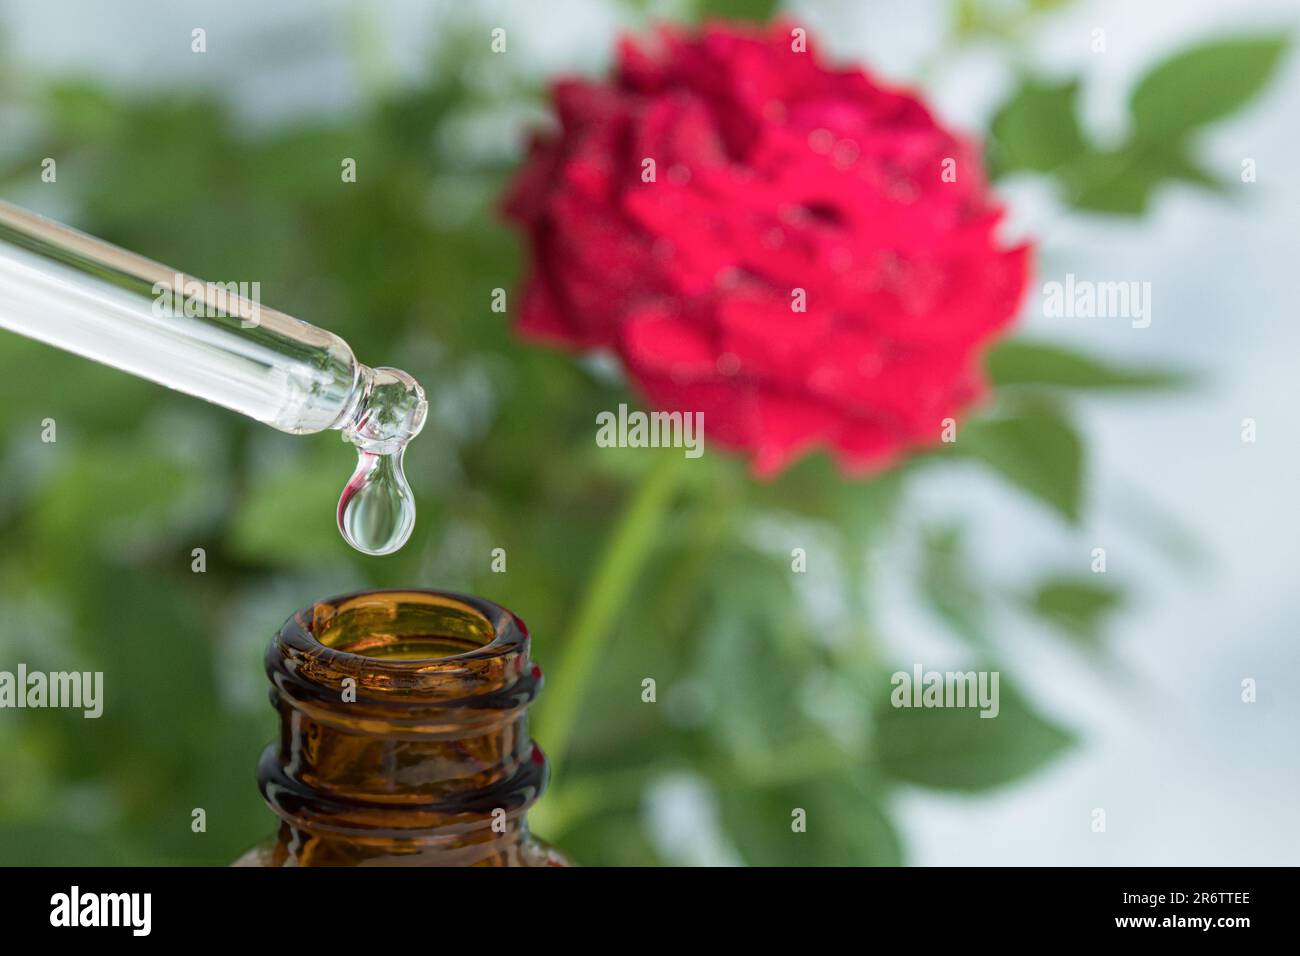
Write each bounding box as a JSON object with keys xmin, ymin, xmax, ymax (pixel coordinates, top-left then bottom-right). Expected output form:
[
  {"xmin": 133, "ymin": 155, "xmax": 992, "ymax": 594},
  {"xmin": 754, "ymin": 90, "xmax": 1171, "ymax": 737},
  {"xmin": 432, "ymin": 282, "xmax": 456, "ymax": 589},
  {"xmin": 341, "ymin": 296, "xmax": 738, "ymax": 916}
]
[{"xmin": 504, "ymin": 21, "xmax": 1030, "ymax": 477}]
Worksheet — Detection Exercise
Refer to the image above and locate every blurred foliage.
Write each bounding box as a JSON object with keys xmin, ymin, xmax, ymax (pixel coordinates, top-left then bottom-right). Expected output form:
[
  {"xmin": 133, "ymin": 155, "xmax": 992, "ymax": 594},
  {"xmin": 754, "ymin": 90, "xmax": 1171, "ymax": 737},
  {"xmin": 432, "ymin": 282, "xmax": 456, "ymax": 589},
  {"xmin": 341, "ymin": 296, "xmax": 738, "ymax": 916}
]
[
  {"xmin": 957, "ymin": 396, "xmax": 1084, "ymax": 523},
  {"xmin": 953, "ymin": 0, "xmax": 1075, "ymax": 43},
  {"xmin": 1022, "ymin": 576, "xmax": 1125, "ymax": 647},
  {"xmin": 694, "ymin": 0, "xmax": 781, "ymax": 21},
  {"xmin": 989, "ymin": 35, "xmax": 1290, "ymax": 213},
  {"xmin": 876, "ymin": 680, "xmax": 1075, "ymax": 791},
  {"xmin": 986, "ymin": 339, "xmax": 1194, "ymax": 391},
  {"xmin": 0, "ymin": 2, "xmax": 1283, "ymax": 866}
]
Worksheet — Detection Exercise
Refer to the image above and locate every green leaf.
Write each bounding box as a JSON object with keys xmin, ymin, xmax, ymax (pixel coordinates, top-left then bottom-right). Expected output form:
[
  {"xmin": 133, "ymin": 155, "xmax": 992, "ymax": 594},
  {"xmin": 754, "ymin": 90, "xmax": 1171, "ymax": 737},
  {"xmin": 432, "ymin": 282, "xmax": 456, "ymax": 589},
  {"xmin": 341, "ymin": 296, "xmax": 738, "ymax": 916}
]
[
  {"xmin": 1061, "ymin": 143, "xmax": 1222, "ymax": 215},
  {"xmin": 986, "ymin": 339, "xmax": 1194, "ymax": 390},
  {"xmin": 988, "ymin": 35, "xmax": 1285, "ymax": 209},
  {"xmin": 718, "ymin": 773, "xmax": 902, "ymax": 866},
  {"xmin": 958, "ymin": 399, "xmax": 1084, "ymax": 523},
  {"xmin": 918, "ymin": 525, "xmax": 985, "ymax": 645},
  {"xmin": 876, "ymin": 679, "xmax": 1073, "ymax": 791},
  {"xmin": 954, "ymin": 0, "xmax": 1073, "ymax": 41},
  {"xmin": 1024, "ymin": 575, "xmax": 1125, "ymax": 644},
  {"xmin": 1131, "ymin": 36, "xmax": 1289, "ymax": 140},
  {"xmin": 692, "ymin": 0, "xmax": 781, "ymax": 21},
  {"xmin": 988, "ymin": 77, "xmax": 1086, "ymax": 177}
]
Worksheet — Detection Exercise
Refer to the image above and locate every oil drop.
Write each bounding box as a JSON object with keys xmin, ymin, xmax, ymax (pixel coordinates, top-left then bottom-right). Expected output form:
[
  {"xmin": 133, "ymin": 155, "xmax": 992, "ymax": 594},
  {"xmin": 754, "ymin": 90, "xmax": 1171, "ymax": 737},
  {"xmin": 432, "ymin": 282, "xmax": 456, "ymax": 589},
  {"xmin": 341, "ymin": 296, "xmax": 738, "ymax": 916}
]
[
  {"xmin": 334, "ymin": 366, "xmax": 427, "ymax": 556},
  {"xmin": 337, "ymin": 449, "xmax": 416, "ymax": 556}
]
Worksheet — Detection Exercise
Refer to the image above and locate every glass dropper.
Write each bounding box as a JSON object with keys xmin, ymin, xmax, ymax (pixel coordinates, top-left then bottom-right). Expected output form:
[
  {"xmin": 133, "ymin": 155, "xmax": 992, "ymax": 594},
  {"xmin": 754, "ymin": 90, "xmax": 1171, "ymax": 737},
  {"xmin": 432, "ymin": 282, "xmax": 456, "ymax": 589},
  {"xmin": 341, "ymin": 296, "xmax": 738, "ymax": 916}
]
[{"xmin": 0, "ymin": 199, "xmax": 427, "ymax": 556}]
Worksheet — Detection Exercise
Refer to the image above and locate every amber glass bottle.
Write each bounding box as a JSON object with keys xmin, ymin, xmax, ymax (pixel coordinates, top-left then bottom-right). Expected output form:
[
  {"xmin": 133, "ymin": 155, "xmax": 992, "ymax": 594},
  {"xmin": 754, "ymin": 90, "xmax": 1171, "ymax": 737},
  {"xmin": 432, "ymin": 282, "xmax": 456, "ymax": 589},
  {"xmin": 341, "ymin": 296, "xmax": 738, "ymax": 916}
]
[{"xmin": 234, "ymin": 589, "xmax": 568, "ymax": 866}]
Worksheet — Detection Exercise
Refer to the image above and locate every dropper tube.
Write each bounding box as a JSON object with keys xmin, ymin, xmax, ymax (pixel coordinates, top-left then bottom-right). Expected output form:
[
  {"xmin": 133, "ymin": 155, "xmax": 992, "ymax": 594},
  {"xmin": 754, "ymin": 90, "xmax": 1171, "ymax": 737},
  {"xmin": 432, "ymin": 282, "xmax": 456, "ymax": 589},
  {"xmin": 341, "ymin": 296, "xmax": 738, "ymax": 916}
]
[
  {"xmin": 3, "ymin": 200, "xmax": 383, "ymax": 434},
  {"xmin": 0, "ymin": 200, "xmax": 427, "ymax": 554}
]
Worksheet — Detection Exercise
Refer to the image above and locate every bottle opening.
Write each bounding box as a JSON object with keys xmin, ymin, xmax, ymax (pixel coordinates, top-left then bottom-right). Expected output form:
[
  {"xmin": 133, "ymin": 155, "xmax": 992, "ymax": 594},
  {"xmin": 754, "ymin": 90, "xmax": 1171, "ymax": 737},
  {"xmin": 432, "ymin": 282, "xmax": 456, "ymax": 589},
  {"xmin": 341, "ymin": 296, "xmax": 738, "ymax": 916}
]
[
  {"xmin": 333, "ymin": 634, "xmax": 484, "ymax": 661},
  {"xmin": 272, "ymin": 590, "xmax": 531, "ymax": 702},
  {"xmin": 311, "ymin": 591, "xmax": 496, "ymax": 662}
]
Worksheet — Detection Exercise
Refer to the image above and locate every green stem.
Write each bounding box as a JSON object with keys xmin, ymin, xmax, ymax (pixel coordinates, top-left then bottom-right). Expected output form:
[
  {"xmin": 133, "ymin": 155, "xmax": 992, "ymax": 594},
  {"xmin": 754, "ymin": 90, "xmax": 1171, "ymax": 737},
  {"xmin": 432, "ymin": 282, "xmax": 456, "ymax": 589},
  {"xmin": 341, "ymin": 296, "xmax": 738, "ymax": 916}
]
[{"xmin": 534, "ymin": 452, "xmax": 686, "ymax": 773}]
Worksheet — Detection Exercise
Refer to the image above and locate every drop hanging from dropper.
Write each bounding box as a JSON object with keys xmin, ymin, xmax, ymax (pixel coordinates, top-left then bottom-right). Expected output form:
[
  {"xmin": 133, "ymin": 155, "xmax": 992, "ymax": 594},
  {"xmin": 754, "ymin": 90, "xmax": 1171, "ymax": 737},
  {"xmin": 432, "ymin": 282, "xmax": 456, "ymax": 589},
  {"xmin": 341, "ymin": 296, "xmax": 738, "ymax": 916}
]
[
  {"xmin": 0, "ymin": 200, "xmax": 427, "ymax": 556},
  {"xmin": 332, "ymin": 367, "xmax": 426, "ymax": 556}
]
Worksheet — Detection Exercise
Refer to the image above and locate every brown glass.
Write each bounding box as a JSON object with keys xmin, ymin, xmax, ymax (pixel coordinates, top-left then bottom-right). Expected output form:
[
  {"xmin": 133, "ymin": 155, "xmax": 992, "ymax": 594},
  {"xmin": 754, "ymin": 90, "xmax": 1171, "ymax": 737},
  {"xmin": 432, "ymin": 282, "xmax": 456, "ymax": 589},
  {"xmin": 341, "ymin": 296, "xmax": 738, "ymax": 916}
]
[{"xmin": 234, "ymin": 589, "xmax": 569, "ymax": 866}]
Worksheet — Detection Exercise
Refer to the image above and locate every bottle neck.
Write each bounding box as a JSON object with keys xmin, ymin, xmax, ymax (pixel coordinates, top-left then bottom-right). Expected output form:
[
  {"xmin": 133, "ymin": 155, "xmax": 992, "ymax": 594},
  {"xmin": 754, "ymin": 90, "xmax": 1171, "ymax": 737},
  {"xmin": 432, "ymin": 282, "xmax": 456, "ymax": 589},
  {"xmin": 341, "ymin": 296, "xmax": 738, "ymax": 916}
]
[{"xmin": 258, "ymin": 589, "xmax": 549, "ymax": 866}]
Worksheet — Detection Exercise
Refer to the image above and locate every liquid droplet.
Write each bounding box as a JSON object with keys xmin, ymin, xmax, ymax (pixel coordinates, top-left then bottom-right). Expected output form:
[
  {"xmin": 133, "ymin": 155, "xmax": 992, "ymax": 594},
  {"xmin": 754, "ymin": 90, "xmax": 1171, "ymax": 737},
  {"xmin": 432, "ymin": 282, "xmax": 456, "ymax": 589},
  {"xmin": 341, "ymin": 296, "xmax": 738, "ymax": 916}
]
[{"xmin": 337, "ymin": 448, "xmax": 416, "ymax": 556}]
